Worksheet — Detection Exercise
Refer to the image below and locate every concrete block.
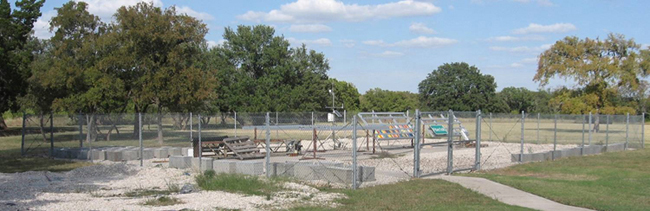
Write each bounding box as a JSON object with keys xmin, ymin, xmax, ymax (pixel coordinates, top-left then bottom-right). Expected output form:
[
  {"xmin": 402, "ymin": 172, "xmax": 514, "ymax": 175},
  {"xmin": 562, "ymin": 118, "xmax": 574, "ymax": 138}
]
[
  {"xmin": 213, "ymin": 159, "xmax": 237, "ymax": 174},
  {"xmin": 91, "ymin": 149, "xmax": 106, "ymax": 160},
  {"xmin": 153, "ymin": 148, "xmax": 169, "ymax": 158},
  {"xmin": 138, "ymin": 149, "xmax": 154, "ymax": 159},
  {"xmin": 583, "ymin": 145, "xmax": 603, "ymax": 155},
  {"xmin": 563, "ymin": 148, "xmax": 581, "ymax": 157},
  {"xmin": 181, "ymin": 147, "xmax": 191, "ymax": 156},
  {"xmin": 236, "ymin": 160, "xmax": 264, "ymax": 175},
  {"xmin": 359, "ymin": 166, "xmax": 376, "ymax": 182},
  {"xmin": 169, "ymin": 156, "xmax": 192, "ymax": 169},
  {"xmin": 106, "ymin": 148, "xmax": 125, "ymax": 161},
  {"xmin": 122, "ymin": 150, "xmax": 139, "ymax": 160},
  {"xmin": 294, "ymin": 164, "xmax": 326, "ymax": 180},
  {"xmin": 168, "ymin": 147, "xmax": 182, "ymax": 156},
  {"xmin": 531, "ymin": 153, "xmax": 545, "ymax": 162},
  {"xmin": 321, "ymin": 166, "xmax": 353, "ymax": 183},
  {"xmin": 192, "ymin": 157, "xmax": 214, "ymax": 172},
  {"xmin": 605, "ymin": 143, "xmax": 625, "ymax": 152},
  {"xmin": 77, "ymin": 148, "xmax": 90, "ymax": 160}
]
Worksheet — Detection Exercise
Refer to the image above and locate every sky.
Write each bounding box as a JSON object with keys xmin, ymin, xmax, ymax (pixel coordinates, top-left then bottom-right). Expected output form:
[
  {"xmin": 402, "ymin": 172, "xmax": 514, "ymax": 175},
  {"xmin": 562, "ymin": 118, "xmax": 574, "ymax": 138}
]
[{"xmin": 30, "ymin": 0, "xmax": 650, "ymax": 93}]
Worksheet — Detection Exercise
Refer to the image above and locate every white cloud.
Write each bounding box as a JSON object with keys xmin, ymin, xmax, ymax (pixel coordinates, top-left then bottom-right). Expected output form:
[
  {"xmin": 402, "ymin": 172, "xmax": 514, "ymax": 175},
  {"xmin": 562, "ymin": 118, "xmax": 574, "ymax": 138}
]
[
  {"xmin": 512, "ymin": 0, "xmax": 554, "ymax": 6},
  {"xmin": 237, "ymin": 0, "xmax": 442, "ymax": 23},
  {"xmin": 521, "ymin": 57, "xmax": 538, "ymax": 64},
  {"xmin": 287, "ymin": 37, "xmax": 333, "ymax": 46},
  {"xmin": 486, "ymin": 35, "xmax": 545, "ymax": 42},
  {"xmin": 364, "ymin": 36, "xmax": 458, "ymax": 48},
  {"xmin": 490, "ymin": 44, "xmax": 551, "ymax": 53},
  {"xmin": 289, "ymin": 24, "xmax": 332, "ymax": 33},
  {"xmin": 373, "ymin": 51, "xmax": 404, "ymax": 57},
  {"xmin": 340, "ymin": 39, "xmax": 356, "ymax": 48},
  {"xmin": 207, "ymin": 40, "xmax": 225, "ymax": 48},
  {"xmin": 176, "ymin": 6, "xmax": 214, "ymax": 21},
  {"xmin": 448, "ymin": 5, "xmax": 455, "ymax": 9},
  {"xmin": 33, "ymin": 10, "xmax": 56, "ymax": 39},
  {"xmin": 409, "ymin": 22, "xmax": 435, "ymax": 34},
  {"xmin": 510, "ymin": 62, "xmax": 524, "ymax": 68},
  {"xmin": 513, "ymin": 23, "xmax": 576, "ymax": 34}
]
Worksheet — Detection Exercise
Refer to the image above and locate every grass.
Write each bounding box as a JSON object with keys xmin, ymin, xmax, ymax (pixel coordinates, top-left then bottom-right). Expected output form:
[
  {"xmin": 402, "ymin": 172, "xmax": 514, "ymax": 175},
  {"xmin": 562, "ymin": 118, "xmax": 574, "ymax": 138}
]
[
  {"xmin": 290, "ymin": 179, "xmax": 531, "ymax": 211},
  {"xmin": 468, "ymin": 148, "xmax": 650, "ymax": 211},
  {"xmin": 143, "ymin": 196, "xmax": 183, "ymax": 206},
  {"xmin": 195, "ymin": 170, "xmax": 284, "ymax": 196},
  {"xmin": 0, "ymin": 157, "xmax": 94, "ymax": 173},
  {"xmin": 124, "ymin": 182, "xmax": 180, "ymax": 197}
]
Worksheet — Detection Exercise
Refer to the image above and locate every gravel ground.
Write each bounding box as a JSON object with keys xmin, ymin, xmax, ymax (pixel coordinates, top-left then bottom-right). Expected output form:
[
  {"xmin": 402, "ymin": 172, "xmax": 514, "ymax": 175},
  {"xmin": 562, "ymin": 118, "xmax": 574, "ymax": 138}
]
[{"xmin": 0, "ymin": 139, "xmax": 579, "ymax": 210}]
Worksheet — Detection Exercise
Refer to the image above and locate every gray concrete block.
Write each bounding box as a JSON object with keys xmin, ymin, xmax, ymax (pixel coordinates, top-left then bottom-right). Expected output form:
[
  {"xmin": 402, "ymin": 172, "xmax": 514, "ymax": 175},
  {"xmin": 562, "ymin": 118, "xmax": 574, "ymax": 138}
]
[
  {"xmin": 106, "ymin": 148, "xmax": 126, "ymax": 161},
  {"xmin": 605, "ymin": 143, "xmax": 625, "ymax": 152},
  {"xmin": 213, "ymin": 159, "xmax": 237, "ymax": 174},
  {"xmin": 236, "ymin": 160, "xmax": 264, "ymax": 175},
  {"xmin": 192, "ymin": 157, "xmax": 214, "ymax": 172},
  {"xmin": 153, "ymin": 148, "xmax": 169, "ymax": 158},
  {"xmin": 138, "ymin": 149, "xmax": 154, "ymax": 159},
  {"xmin": 563, "ymin": 148, "xmax": 581, "ymax": 157},
  {"xmin": 583, "ymin": 145, "xmax": 603, "ymax": 155},
  {"xmin": 294, "ymin": 164, "xmax": 326, "ymax": 180},
  {"xmin": 169, "ymin": 156, "xmax": 192, "ymax": 169},
  {"xmin": 168, "ymin": 147, "xmax": 182, "ymax": 156},
  {"xmin": 360, "ymin": 166, "xmax": 376, "ymax": 182},
  {"xmin": 91, "ymin": 149, "xmax": 107, "ymax": 160},
  {"xmin": 531, "ymin": 153, "xmax": 545, "ymax": 162},
  {"xmin": 122, "ymin": 150, "xmax": 139, "ymax": 160},
  {"xmin": 321, "ymin": 166, "xmax": 353, "ymax": 183},
  {"xmin": 181, "ymin": 147, "xmax": 191, "ymax": 156},
  {"xmin": 77, "ymin": 148, "xmax": 90, "ymax": 160}
]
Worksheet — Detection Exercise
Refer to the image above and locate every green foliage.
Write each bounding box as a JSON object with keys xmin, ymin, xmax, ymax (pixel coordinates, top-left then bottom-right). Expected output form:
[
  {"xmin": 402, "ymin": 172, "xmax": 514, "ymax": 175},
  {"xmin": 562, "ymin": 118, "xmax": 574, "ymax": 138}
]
[
  {"xmin": 0, "ymin": 0, "xmax": 45, "ymax": 129},
  {"xmin": 211, "ymin": 25, "xmax": 330, "ymax": 113},
  {"xmin": 195, "ymin": 170, "xmax": 283, "ymax": 196},
  {"xmin": 329, "ymin": 78, "xmax": 361, "ymax": 111},
  {"xmin": 360, "ymin": 88, "xmax": 418, "ymax": 112},
  {"xmin": 497, "ymin": 87, "xmax": 552, "ymax": 114},
  {"xmin": 536, "ymin": 33, "xmax": 650, "ymax": 114},
  {"xmin": 418, "ymin": 62, "xmax": 498, "ymax": 112}
]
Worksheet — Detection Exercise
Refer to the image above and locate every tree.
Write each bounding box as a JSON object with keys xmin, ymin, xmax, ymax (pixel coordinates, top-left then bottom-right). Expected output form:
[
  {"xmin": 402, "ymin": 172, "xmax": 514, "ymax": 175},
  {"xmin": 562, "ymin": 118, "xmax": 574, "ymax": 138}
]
[
  {"xmin": 535, "ymin": 33, "xmax": 650, "ymax": 131},
  {"xmin": 0, "ymin": 0, "xmax": 44, "ymax": 130},
  {"xmin": 360, "ymin": 88, "xmax": 418, "ymax": 112},
  {"xmin": 419, "ymin": 62, "xmax": 498, "ymax": 112},
  {"xmin": 109, "ymin": 2, "xmax": 216, "ymax": 143},
  {"xmin": 497, "ymin": 87, "xmax": 551, "ymax": 114},
  {"xmin": 212, "ymin": 25, "xmax": 330, "ymax": 116},
  {"xmin": 328, "ymin": 79, "xmax": 361, "ymax": 111}
]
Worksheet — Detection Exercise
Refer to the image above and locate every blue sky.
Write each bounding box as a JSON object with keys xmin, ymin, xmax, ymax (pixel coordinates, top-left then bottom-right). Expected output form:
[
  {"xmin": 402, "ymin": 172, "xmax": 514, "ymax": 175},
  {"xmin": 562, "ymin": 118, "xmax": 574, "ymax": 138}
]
[{"xmin": 32, "ymin": 0, "xmax": 650, "ymax": 93}]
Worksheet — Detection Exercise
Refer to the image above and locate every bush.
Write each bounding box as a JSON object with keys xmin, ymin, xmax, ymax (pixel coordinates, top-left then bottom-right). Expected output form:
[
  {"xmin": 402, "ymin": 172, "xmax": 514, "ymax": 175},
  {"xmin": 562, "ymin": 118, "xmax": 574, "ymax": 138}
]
[{"xmin": 195, "ymin": 170, "xmax": 282, "ymax": 196}]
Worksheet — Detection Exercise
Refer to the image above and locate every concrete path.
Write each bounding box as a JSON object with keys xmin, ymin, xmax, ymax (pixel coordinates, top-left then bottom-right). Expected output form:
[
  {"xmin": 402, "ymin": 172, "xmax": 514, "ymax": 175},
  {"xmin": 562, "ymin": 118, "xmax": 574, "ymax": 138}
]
[{"xmin": 428, "ymin": 175, "xmax": 593, "ymax": 211}]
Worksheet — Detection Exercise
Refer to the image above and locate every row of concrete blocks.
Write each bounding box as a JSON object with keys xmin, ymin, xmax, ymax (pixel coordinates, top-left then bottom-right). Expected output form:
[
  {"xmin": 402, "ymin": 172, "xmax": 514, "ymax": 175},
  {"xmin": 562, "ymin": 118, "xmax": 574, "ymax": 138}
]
[
  {"xmin": 169, "ymin": 156, "xmax": 264, "ymax": 176},
  {"xmin": 52, "ymin": 146, "xmax": 192, "ymax": 161},
  {"xmin": 270, "ymin": 161, "xmax": 376, "ymax": 184},
  {"xmin": 511, "ymin": 143, "xmax": 626, "ymax": 163}
]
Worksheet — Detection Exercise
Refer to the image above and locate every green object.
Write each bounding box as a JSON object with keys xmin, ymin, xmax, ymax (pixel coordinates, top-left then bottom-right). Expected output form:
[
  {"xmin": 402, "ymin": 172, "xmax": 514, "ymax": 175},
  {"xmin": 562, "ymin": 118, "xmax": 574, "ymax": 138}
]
[{"xmin": 430, "ymin": 125, "xmax": 448, "ymax": 135}]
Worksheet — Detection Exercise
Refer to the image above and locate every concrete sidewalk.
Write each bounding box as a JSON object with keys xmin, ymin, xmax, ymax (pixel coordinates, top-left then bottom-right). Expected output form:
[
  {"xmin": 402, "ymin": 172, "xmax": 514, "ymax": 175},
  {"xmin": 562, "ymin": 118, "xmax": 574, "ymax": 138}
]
[{"xmin": 428, "ymin": 175, "xmax": 593, "ymax": 211}]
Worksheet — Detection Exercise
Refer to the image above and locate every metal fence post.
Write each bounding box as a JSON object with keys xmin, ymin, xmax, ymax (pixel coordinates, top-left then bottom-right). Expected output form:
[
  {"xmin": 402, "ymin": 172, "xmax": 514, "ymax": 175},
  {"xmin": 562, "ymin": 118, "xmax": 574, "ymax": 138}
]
[
  {"xmin": 265, "ymin": 113, "xmax": 271, "ymax": 178},
  {"xmin": 344, "ymin": 110, "xmax": 347, "ymax": 125},
  {"xmin": 606, "ymin": 114, "xmax": 610, "ymax": 147},
  {"xmin": 87, "ymin": 114, "xmax": 93, "ymax": 162},
  {"xmin": 537, "ymin": 113, "xmax": 540, "ymax": 144},
  {"xmin": 642, "ymin": 112, "xmax": 645, "ymax": 149},
  {"xmin": 198, "ymin": 114, "xmax": 202, "ymax": 170},
  {"xmin": 413, "ymin": 109, "xmax": 420, "ymax": 177},
  {"xmin": 50, "ymin": 112, "xmax": 54, "ymax": 158},
  {"xmin": 234, "ymin": 111, "xmax": 237, "ymax": 137},
  {"xmin": 625, "ymin": 113, "xmax": 629, "ymax": 150},
  {"xmin": 78, "ymin": 113, "xmax": 83, "ymax": 148},
  {"xmin": 553, "ymin": 114, "xmax": 557, "ymax": 160},
  {"xmin": 352, "ymin": 115, "xmax": 358, "ymax": 189},
  {"xmin": 589, "ymin": 112, "xmax": 593, "ymax": 146},
  {"xmin": 21, "ymin": 112, "xmax": 26, "ymax": 156},
  {"xmin": 189, "ymin": 112, "xmax": 192, "ymax": 143},
  {"xmin": 447, "ymin": 110, "xmax": 454, "ymax": 174},
  {"xmin": 520, "ymin": 111, "xmax": 524, "ymax": 162},
  {"xmin": 139, "ymin": 113, "xmax": 143, "ymax": 167},
  {"xmin": 475, "ymin": 110, "xmax": 481, "ymax": 171},
  {"xmin": 311, "ymin": 112, "xmax": 314, "ymax": 126},
  {"xmin": 581, "ymin": 115, "xmax": 585, "ymax": 155}
]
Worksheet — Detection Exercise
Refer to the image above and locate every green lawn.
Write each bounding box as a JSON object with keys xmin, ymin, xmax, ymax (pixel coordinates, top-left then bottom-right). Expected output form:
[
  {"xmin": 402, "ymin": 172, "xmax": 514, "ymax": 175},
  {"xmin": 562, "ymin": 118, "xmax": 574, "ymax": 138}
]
[
  {"xmin": 292, "ymin": 179, "xmax": 531, "ymax": 211},
  {"xmin": 468, "ymin": 149, "xmax": 650, "ymax": 211}
]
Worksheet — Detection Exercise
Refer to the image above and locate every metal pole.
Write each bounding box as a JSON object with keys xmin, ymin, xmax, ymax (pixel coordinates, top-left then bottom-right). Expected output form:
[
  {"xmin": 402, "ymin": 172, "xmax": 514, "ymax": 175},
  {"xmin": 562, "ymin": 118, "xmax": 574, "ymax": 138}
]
[
  {"xmin": 139, "ymin": 113, "xmax": 143, "ymax": 167},
  {"xmin": 553, "ymin": 114, "xmax": 557, "ymax": 160},
  {"xmin": 413, "ymin": 109, "xmax": 420, "ymax": 177},
  {"xmin": 198, "ymin": 114, "xmax": 202, "ymax": 170},
  {"xmin": 189, "ymin": 112, "xmax": 192, "ymax": 143},
  {"xmin": 352, "ymin": 115, "xmax": 358, "ymax": 189},
  {"xmin": 581, "ymin": 115, "xmax": 585, "ymax": 155},
  {"xmin": 88, "ymin": 114, "xmax": 92, "ymax": 162},
  {"xmin": 50, "ymin": 112, "xmax": 54, "ymax": 158},
  {"xmin": 447, "ymin": 110, "xmax": 454, "ymax": 174},
  {"xmin": 643, "ymin": 112, "xmax": 645, "ymax": 149},
  {"xmin": 489, "ymin": 113, "xmax": 492, "ymax": 141},
  {"xmin": 234, "ymin": 111, "xmax": 237, "ymax": 137},
  {"xmin": 589, "ymin": 112, "xmax": 593, "ymax": 146},
  {"xmin": 520, "ymin": 111, "xmax": 524, "ymax": 162},
  {"xmin": 344, "ymin": 110, "xmax": 347, "ymax": 125},
  {"xmin": 475, "ymin": 110, "xmax": 481, "ymax": 171},
  {"xmin": 265, "ymin": 113, "xmax": 271, "ymax": 178},
  {"xmin": 311, "ymin": 112, "xmax": 314, "ymax": 126},
  {"xmin": 537, "ymin": 113, "xmax": 540, "ymax": 144},
  {"xmin": 21, "ymin": 112, "xmax": 26, "ymax": 156},
  {"xmin": 606, "ymin": 114, "xmax": 610, "ymax": 147},
  {"xmin": 626, "ymin": 113, "xmax": 629, "ymax": 150},
  {"xmin": 79, "ymin": 113, "xmax": 83, "ymax": 148}
]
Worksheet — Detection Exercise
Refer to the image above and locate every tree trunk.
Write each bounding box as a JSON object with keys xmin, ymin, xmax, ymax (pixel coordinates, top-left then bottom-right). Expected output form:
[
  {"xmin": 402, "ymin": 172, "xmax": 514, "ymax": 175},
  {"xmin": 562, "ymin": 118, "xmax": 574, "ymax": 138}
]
[
  {"xmin": 220, "ymin": 113, "xmax": 226, "ymax": 125},
  {"xmin": 182, "ymin": 114, "xmax": 189, "ymax": 130},
  {"xmin": 86, "ymin": 114, "xmax": 97, "ymax": 142},
  {"xmin": 0, "ymin": 116, "xmax": 8, "ymax": 130},
  {"xmin": 157, "ymin": 105, "xmax": 164, "ymax": 145},
  {"xmin": 39, "ymin": 113, "xmax": 47, "ymax": 142},
  {"xmin": 593, "ymin": 112, "xmax": 600, "ymax": 133},
  {"xmin": 171, "ymin": 113, "xmax": 186, "ymax": 130},
  {"xmin": 132, "ymin": 112, "xmax": 139, "ymax": 139}
]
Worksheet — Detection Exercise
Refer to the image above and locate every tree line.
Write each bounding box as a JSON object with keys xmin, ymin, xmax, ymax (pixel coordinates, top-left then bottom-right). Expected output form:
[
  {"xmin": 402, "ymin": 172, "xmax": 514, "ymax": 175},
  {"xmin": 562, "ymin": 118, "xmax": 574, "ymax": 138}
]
[{"xmin": 2, "ymin": 1, "xmax": 649, "ymax": 142}]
